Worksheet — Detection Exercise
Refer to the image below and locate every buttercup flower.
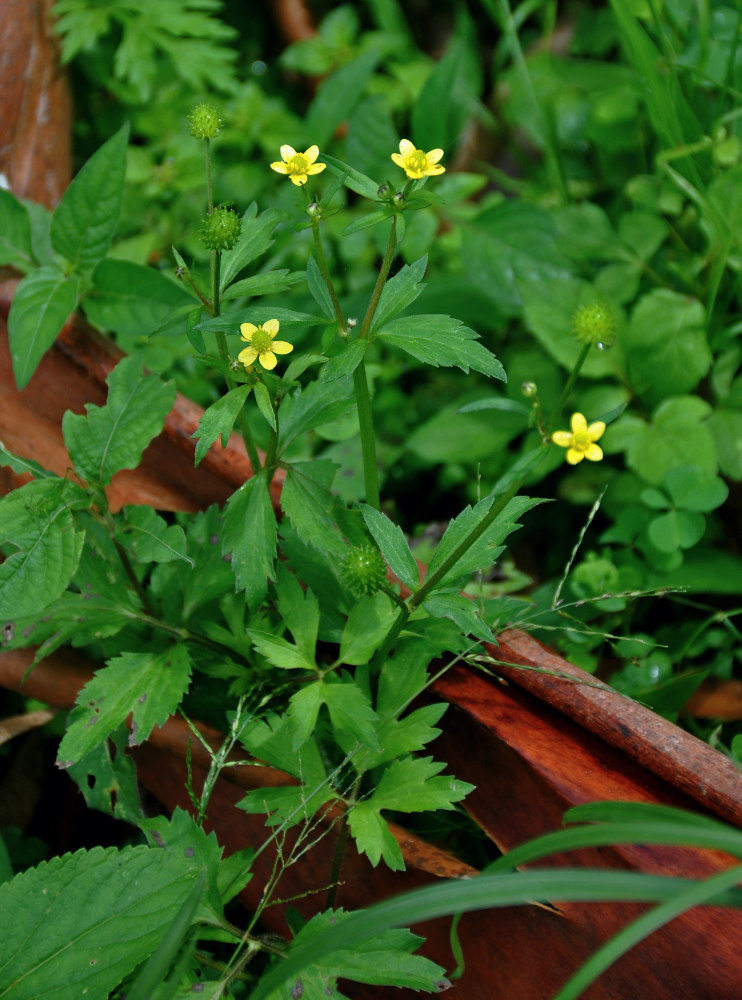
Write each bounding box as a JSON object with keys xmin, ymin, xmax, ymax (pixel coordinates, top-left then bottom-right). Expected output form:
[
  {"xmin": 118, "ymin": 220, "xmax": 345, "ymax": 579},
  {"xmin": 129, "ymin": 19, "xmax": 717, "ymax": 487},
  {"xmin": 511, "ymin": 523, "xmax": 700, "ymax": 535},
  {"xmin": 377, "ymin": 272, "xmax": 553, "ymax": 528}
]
[
  {"xmin": 552, "ymin": 412, "xmax": 605, "ymax": 465},
  {"xmin": 238, "ymin": 319, "xmax": 293, "ymax": 371},
  {"xmin": 391, "ymin": 139, "xmax": 445, "ymax": 179},
  {"xmin": 270, "ymin": 145, "xmax": 326, "ymax": 186}
]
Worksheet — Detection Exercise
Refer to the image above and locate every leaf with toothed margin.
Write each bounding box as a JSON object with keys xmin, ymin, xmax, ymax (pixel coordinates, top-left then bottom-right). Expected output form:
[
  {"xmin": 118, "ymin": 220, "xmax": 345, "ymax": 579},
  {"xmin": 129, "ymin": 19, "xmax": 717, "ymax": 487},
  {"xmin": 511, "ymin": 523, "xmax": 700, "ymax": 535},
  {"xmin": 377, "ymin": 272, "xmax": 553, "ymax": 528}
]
[{"xmin": 56, "ymin": 645, "xmax": 192, "ymax": 767}]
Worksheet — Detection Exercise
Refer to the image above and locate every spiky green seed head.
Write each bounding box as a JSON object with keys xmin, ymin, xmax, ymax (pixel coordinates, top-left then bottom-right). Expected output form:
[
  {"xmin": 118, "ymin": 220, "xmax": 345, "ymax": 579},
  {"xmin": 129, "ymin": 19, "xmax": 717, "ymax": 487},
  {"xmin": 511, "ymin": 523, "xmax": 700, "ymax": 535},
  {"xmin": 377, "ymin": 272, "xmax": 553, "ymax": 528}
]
[
  {"xmin": 341, "ymin": 544, "xmax": 388, "ymax": 597},
  {"xmin": 572, "ymin": 301, "xmax": 617, "ymax": 349},
  {"xmin": 187, "ymin": 103, "xmax": 224, "ymax": 139},
  {"xmin": 199, "ymin": 206, "xmax": 242, "ymax": 252}
]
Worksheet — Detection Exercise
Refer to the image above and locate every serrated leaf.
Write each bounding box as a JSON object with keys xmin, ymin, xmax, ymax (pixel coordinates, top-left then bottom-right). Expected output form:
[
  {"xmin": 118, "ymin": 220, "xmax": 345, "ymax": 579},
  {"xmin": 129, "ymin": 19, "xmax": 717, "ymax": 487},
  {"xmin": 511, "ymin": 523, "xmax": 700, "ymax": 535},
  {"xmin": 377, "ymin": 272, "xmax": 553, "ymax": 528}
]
[
  {"xmin": 239, "ymin": 714, "xmax": 327, "ymax": 784},
  {"xmin": 360, "ymin": 504, "xmax": 419, "ymax": 591},
  {"xmin": 321, "ymin": 153, "xmax": 381, "ymax": 200},
  {"xmin": 248, "ymin": 629, "xmax": 316, "ymax": 671},
  {"xmin": 371, "ymin": 704, "xmax": 447, "ymax": 767},
  {"xmin": 347, "ymin": 802, "xmax": 405, "ymax": 869},
  {"xmin": 193, "ymin": 385, "xmax": 250, "ymax": 465},
  {"xmin": 275, "ymin": 564, "xmax": 320, "ymax": 664},
  {"xmin": 277, "ymin": 377, "xmax": 355, "ymax": 452},
  {"xmin": 324, "ymin": 681, "xmax": 379, "ymax": 749},
  {"xmin": 281, "ymin": 460, "xmax": 343, "ymax": 556},
  {"xmin": 7, "ymin": 266, "xmax": 80, "ymax": 389},
  {"xmin": 221, "ymin": 474, "xmax": 277, "ymax": 609},
  {"xmin": 371, "ymin": 756, "xmax": 473, "ymax": 812},
  {"xmin": 376, "ymin": 314, "xmax": 506, "ymax": 378},
  {"xmin": 371, "ymin": 256, "xmax": 427, "ymax": 332},
  {"xmin": 0, "ymin": 844, "xmax": 201, "ymax": 1000},
  {"xmin": 56, "ymin": 645, "xmax": 192, "ymax": 766},
  {"xmin": 321, "ymin": 340, "xmax": 367, "ymax": 382},
  {"xmin": 220, "ymin": 204, "xmax": 286, "ymax": 289},
  {"xmin": 85, "ymin": 258, "xmax": 192, "ymax": 337},
  {"xmin": 62, "ymin": 355, "xmax": 176, "ymax": 486},
  {"xmin": 117, "ymin": 506, "xmax": 193, "ymax": 566},
  {"xmin": 0, "ymin": 479, "xmax": 86, "ymax": 619},
  {"xmin": 339, "ymin": 593, "xmax": 397, "ymax": 667},
  {"xmin": 0, "ymin": 189, "xmax": 34, "ymax": 270},
  {"xmin": 67, "ymin": 726, "xmax": 144, "ymax": 827},
  {"xmin": 50, "ymin": 123, "xmax": 129, "ymax": 271},
  {"xmin": 423, "ymin": 592, "xmax": 495, "ymax": 642}
]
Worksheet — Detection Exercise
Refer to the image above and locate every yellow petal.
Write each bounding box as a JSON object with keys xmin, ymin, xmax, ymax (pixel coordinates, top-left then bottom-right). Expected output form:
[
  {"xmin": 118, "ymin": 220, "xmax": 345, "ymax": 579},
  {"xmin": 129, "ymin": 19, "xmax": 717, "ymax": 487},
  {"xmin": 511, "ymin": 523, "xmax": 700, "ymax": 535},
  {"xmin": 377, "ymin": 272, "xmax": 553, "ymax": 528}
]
[
  {"xmin": 260, "ymin": 350, "xmax": 278, "ymax": 370},
  {"xmin": 399, "ymin": 138, "xmax": 415, "ymax": 157},
  {"xmin": 238, "ymin": 346, "xmax": 258, "ymax": 366},
  {"xmin": 584, "ymin": 443, "xmax": 604, "ymax": 462},
  {"xmin": 570, "ymin": 412, "xmax": 588, "ymax": 433},
  {"xmin": 391, "ymin": 153, "xmax": 406, "ymax": 168},
  {"xmin": 263, "ymin": 319, "xmax": 280, "ymax": 337},
  {"xmin": 587, "ymin": 421, "xmax": 606, "ymax": 441},
  {"xmin": 426, "ymin": 164, "xmax": 445, "ymax": 175},
  {"xmin": 270, "ymin": 162, "xmax": 290, "ymax": 174},
  {"xmin": 290, "ymin": 174, "xmax": 307, "ymax": 185},
  {"xmin": 427, "ymin": 148, "xmax": 444, "ymax": 163},
  {"xmin": 566, "ymin": 448, "xmax": 584, "ymax": 464},
  {"xmin": 551, "ymin": 431, "xmax": 573, "ymax": 447},
  {"xmin": 240, "ymin": 322, "xmax": 257, "ymax": 341},
  {"xmin": 271, "ymin": 341, "xmax": 293, "ymax": 355},
  {"xmin": 307, "ymin": 163, "xmax": 326, "ymax": 175},
  {"xmin": 280, "ymin": 144, "xmax": 296, "ymax": 160},
  {"xmin": 304, "ymin": 145, "xmax": 319, "ymax": 163}
]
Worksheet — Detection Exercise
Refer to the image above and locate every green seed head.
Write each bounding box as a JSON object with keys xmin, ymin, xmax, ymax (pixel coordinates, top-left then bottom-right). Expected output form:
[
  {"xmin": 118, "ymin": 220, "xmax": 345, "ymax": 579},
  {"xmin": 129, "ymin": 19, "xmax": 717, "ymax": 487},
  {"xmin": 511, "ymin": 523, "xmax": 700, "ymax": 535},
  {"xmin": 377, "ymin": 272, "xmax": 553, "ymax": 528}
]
[
  {"xmin": 572, "ymin": 301, "xmax": 617, "ymax": 349},
  {"xmin": 187, "ymin": 103, "xmax": 224, "ymax": 139},
  {"xmin": 341, "ymin": 544, "xmax": 388, "ymax": 597},
  {"xmin": 199, "ymin": 206, "xmax": 242, "ymax": 252}
]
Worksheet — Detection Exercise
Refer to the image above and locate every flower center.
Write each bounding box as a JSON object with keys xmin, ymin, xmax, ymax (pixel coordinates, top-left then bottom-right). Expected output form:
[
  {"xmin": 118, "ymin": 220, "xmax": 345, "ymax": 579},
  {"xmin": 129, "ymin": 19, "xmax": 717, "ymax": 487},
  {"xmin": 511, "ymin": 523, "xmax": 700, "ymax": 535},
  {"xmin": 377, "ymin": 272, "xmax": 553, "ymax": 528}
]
[
  {"xmin": 251, "ymin": 327, "xmax": 274, "ymax": 353},
  {"xmin": 287, "ymin": 153, "xmax": 310, "ymax": 175},
  {"xmin": 407, "ymin": 151, "xmax": 428, "ymax": 171},
  {"xmin": 573, "ymin": 431, "xmax": 591, "ymax": 452}
]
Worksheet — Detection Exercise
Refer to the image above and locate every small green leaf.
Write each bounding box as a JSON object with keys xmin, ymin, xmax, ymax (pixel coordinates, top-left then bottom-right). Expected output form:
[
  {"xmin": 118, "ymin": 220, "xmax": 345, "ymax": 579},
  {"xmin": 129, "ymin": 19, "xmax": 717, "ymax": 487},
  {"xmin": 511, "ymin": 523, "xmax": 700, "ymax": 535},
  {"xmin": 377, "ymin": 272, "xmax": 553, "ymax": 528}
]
[
  {"xmin": 222, "ymin": 474, "xmax": 277, "ymax": 609},
  {"xmin": 371, "ymin": 756, "xmax": 473, "ymax": 812},
  {"xmin": 278, "ymin": 377, "xmax": 355, "ymax": 453},
  {"xmin": 0, "ymin": 845, "xmax": 200, "ymax": 1000},
  {"xmin": 248, "ymin": 630, "xmax": 316, "ymax": 671},
  {"xmin": 57, "ymin": 645, "xmax": 193, "ymax": 767},
  {"xmin": 663, "ymin": 465, "xmax": 728, "ymax": 512},
  {"xmin": 340, "ymin": 593, "xmax": 397, "ymax": 666},
  {"xmin": 422, "ymin": 592, "xmax": 495, "ymax": 642},
  {"xmin": 275, "ymin": 564, "xmax": 320, "ymax": 665},
  {"xmin": 347, "ymin": 802, "xmax": 405, "ymax": 869},
  {"xmin": 648, "ymin": 510, "xmax": 706, "ymax": 553},
  {"xmin": 626, "ymin": 396, "xmax": 717, "ymax": 486},
  {"xmin": 253, "ymin": 381, "xmax": 277, "ymax": 432},
  {"xmin": 360, "ymin": 504, "xmax": 419, "ymax": 591},
  {"xmin": 7, "ymin": 266, "xmax": 80, "ymax": 389},
  {"xmin": 117, "ymin": 506, "xmax": 193, "ymax": 566},
  {"xmin": 0, "ymin": 440, "xmax": 54, "ymax": 480},
  {"xmin": 220, "ymin": 204, "xmax": 286, "ymax": 289},
  {"xmin": 287, "ymin": 682, "xmax": 325, "ymax": 751},
  {"xmin": 221, "ymin": 269, "xmax": 303, "ymax": 301},
  {"xmin": 376, "ymin": 314, "xmax": 506, "ymax": 379},
  {"xmin": 62, "ymin": 355, "xmax": 176, "ymax": 486},
  {"xmin": 322, "ymin": 153, "xmax": 381, "ymax": 200},
  {"xmin": 281, "ymin": 460, "xmax": 342, "ymax": 556},
  {"xmin": 50, "ymin": 123, "xmax": 129, "ymax": 271},
  {"xmin": 324, "ymin": 680, "xmax": 379, "ymax": 749},
  {"xmin": 0, "ymin": 189, "xmax": 34, "ymax": 270},
  {"xmin": 371, "ymin": 256, "xmax": 427, "ymax": 331},
  {"xmin": 306, "ymin": 255, "xmax": 336, "ymax": 319},
  {"xmin": 193, "ymin": 385, "xmax": 250, "ymax": 465},
  {"xmin": 321, "ymin": 340, "xmax": 367, "ymax": 382}
]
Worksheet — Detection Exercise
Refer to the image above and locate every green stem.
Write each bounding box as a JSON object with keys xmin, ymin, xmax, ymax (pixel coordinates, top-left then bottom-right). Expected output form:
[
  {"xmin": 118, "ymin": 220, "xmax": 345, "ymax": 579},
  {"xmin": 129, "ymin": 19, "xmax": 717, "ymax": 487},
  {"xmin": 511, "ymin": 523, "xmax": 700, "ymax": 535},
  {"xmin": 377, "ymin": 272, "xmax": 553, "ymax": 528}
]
[
  {"xmin": 552, "ymin": 342, "xmax": 591, "ymax": 424},
  {"xmin": 358, "ymin": 217, "xmax": 398, "ymax": 340},
  {"xmin": 353, "ymin": 361, "xmax": 380, "ymax": 509},
  {"xmin": 204, "ymin": 137, "xmax": 214, "ymax": 213},
  {"xmin": 112, "ymin": 537, "xmax": 153, "ymax": 615},
  {"xmin": 311, "ymin": 222, "xmax": 345, "ymax": 327}
]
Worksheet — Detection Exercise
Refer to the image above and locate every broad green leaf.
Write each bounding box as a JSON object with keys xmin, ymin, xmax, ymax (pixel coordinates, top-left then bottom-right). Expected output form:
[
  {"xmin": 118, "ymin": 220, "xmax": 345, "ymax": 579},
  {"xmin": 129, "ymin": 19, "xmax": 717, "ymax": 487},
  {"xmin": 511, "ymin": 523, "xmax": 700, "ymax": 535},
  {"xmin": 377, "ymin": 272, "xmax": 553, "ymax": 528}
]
[
  {"xmin": 376, "ymin": 314, "xmax": 506, "ymax": 379},
  {"xmin": 275, "ymin": 564, "xmax": 320, "ymax": 664},
  {"xmin": 67, "ymin": 726, "xmax": 144, "ymax": 827},
  {"xmin": 85, "ymin": 258, "xmax": 192, "ymax": 336},
  {"xmin": 193, "ymin": 385, "xmax": 250, "ymax": 465},
  {"xmin": 221, "ymin": 269, "xmax": 303, "ymax": 301},
  {"xmin": 277, "ymin": 377, "xmax": 355, "ymax": 452},
  {"xmin": 56, "ymin": 645, "xmax": 192, "ymax": 766},
  {"xmin": 220, "ymin": 204, "xmax": 286, "ymax": 289},
  {"xmin": 0, "ymin": 189, "xmax": 34, "ymax": 270},
  {"xmin": 370, "ymin": 256, "xmax": 427, "ymax": 332},
  {"xmin": 626, "ymin": 396, "xmax": 717, "ymax": 486},
  {"xmin": 62, "ymin": 355, "xmax": 176, "ymax": 486},
  {"xmin": 0, "ymin": 479, "xmax": 86, "ymax": 620},
  {"xmin": 0, "ymin": 844, "xmax": 200, "ymax": 1000},
  {"xmin": 306, "ymin": 49, "xmax": 381, "ymax": 147},
  {"xmin": 0, "ymin": 439, "xmax": 54, "ymax": 479},
  {"xmin": 221, "ymin": 474, "xmax": 277, "ymax": 609},
  {"xmin": 339, "ymin": 593, "xmax": 397, "ymax": 666},
  {"xmin": 663, "ymin": 466, "xmax": 729, "ymax": 512},
  {"xmin": 422, "ymin": 592, "xmax": 495, "ymax": 642},
  {"xmin": 648, "ymin": 510, "xmax": 705, "ymax": 553},
  {"xmin": 117, "ymin": 506, "xmax": 193, "ymax": 566},
  {"xmin": 306, "ymin": 254, "xmax": 336, "ymax": 319},
  {"xmin": 411, "ymin": 39, "xmax": 463, "ymax": 149},
  {"xmin": 50, "ymin": 123, "xmax": 129, "ymax": 271},
  {"xmin": 7, "ymin": 266, "xmax": 80, "ymax": 389},
  {"xmin": 360, "ymin": 505, "xmax": 419, "ymax": 591},
  {"xmin": 347, "ymin": 802, "xmax": 405, "ymax": 869},
  {"xmin": 281, "ymin": 460, "xmax": 343, "ymax": 556},
  {"xmin": 321, "ymin": 153, "xmax": 381, "ymax": 200},
  {"xmin": 625, "ymin": 290, "xmax": 710, "ymax": 405}
]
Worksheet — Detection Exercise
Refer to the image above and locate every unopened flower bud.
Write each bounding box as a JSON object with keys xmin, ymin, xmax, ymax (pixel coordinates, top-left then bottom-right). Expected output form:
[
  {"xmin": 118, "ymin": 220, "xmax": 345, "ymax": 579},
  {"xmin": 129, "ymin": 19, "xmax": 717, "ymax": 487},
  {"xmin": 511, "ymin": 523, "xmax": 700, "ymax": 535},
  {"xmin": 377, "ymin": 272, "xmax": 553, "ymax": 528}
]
[
  {"xmin": 571, "ymin": 301, "xmax": 617, "ymax": 349},
  {"xmin": 341, "ymin": 544, "xmax": 388, "ymax": 597},
  {"xmin": 199, "ymin": 206, "xmax": 242, "ymax": 252},
  {"xmin": 187, "ymin": 103, "xmax": 224, "ymax": 140},
  {"xmin": 377, "ymin": 183, "xmax": 389, "ymax": 199},
  {"xmin": 306, "ymin": 201, "xmax": 321, "ymax": 220},
  {"xmin": 521, "ymin": 381, "xmax": 538, "ymax": 398}
]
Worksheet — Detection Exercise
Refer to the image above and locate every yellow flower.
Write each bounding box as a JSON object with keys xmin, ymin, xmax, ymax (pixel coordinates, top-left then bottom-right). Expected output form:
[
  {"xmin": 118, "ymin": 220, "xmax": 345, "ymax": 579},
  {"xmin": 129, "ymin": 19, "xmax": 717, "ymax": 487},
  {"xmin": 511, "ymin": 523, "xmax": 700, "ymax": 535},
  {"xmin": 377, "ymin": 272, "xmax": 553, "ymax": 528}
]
[
  {"xmin": 270, "ymin": 144, "xmax": 326, "ymax": 186},
  {"xmin": 238, "ymin": 319, "xmax": 293, "ymax": 371},
  {"xmin": 391, "ymin": 139, "xmax": 445, "ymax": 179},
  {"xmin": 552, "ymin": 412, "xmax": 605, "ymax": 465}
]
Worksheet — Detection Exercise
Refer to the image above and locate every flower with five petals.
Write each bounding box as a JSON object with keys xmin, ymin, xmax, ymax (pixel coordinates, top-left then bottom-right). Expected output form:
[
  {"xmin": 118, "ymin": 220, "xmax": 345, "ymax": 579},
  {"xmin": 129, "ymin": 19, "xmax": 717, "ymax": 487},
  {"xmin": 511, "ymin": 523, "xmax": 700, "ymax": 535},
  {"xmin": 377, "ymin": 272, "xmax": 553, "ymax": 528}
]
[
  {"xmin": 238, "ymin": 319, "xmax": 293, "ymax": 371},
  {"xmin": 551, "ymin": 413, "xmax": 605, "ymax": 465},
  {"xmin": 391, "ymin": 139, "xmax": 445, "ymax": 179},
  {"xmin": 270, "ymin": 145, "xmax": 326, "ymax": 186}
]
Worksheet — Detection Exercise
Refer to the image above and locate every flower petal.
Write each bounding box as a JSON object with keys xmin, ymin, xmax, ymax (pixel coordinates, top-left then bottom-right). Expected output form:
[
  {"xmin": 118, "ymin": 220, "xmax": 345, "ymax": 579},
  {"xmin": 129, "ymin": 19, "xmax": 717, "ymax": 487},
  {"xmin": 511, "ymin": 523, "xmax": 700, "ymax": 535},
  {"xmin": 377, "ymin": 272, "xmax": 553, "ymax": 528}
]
[
  {"xmin": 263, "ymin": 319, "xmax": 280, "ymax": 337},
  {"xmin": 238, "ymin": 346, "xmax": 258, "ymax": 366},
  {"xmin": 570, "ymin": 412, "xmax": 588, "ymax": 433},
  {"xmin": 260, "ymin": 350, "xmax": 278, "ymax": 370},
  {"xmin": 551, "ymin": 431, "xmax": 573, "ymax": 447},
  {"xmin": 426, "ymin": 148, "xmax": 444, "ymax": 163},
  {"xmin": 399, "ymin": 138, "xmax": 415, "ymax": 157},
  {"xmin": 240, "ymin": 322, "xmax": 257, "ymax": 341},
  {"xmin": 426, "ymin": 164, "xmax": 445, "ymax": 175},
  {"xmin": 307, "ymin": 163, "xmax": 326, "ymax": 175},
  {"xmin": 566, "ymin": 448, "xmax": 584, "ymax": 464},
  {"xmin": 304, "ymin": 145, "xmax": 319, "ymax": 163},
  {"xmin": 270, "ymin": 162, "xmax": 290, "ymax": 174},
  {"xmin": 584, "ymin": 443, "xmax": 604, "ymax": 462},
  {"xmin": 290, "ymin": 174, "xmax": 307, "ymax": 185},
  {"xmin": 271, "ymin": 341, "xmax": 293, "ymax": 355},
  {"xmin": 587, "ymin": 421, "xmax": 606, "ymax": 441},
  {"xmin": 390, "ymin": 153, "xmax": 405, "ymax": 168},
  {"xmin": 280, "ymin": 145, "xmax": 296, "ymax": 160}
]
